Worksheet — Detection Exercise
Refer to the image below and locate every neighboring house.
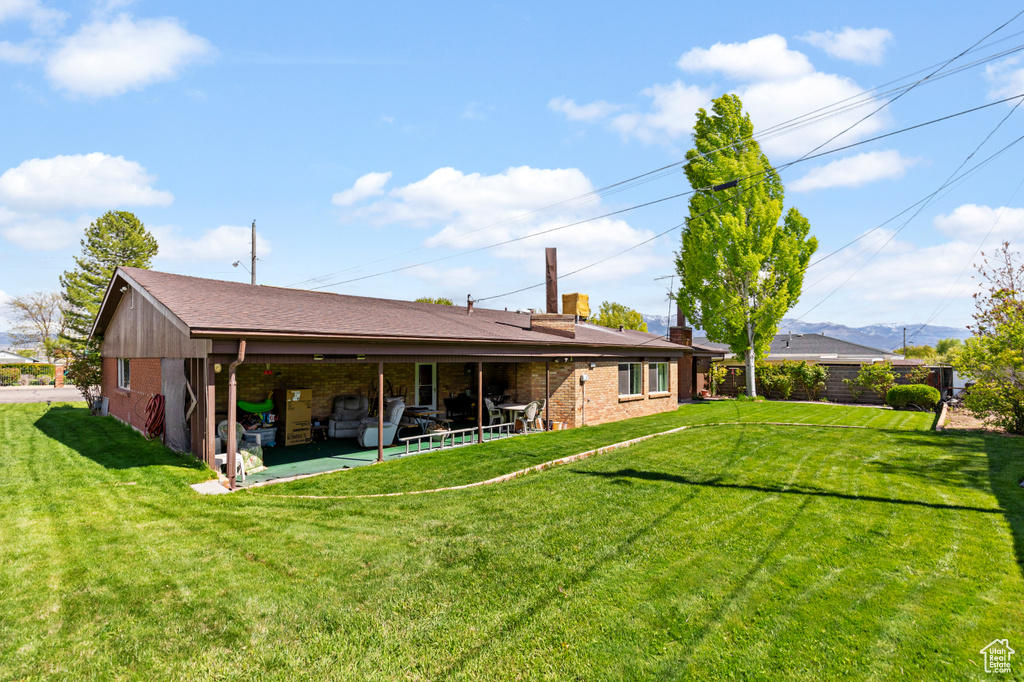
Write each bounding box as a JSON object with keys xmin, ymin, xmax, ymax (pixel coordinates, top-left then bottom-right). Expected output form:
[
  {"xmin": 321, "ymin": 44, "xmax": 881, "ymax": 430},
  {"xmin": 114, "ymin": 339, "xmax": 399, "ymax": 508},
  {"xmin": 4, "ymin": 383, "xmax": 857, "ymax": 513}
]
[
  {"xmin": 692, "ymin": 332, "xmax": 914, "ymax": 365},
  {"xmin": 691, "ymin": 332, "xmax": 947, "ymax": 403},
  {"xmin": 0, "ymin": 349, "xmax": 38, "ymax": 364},
  {"xmin": 91, "ymin": 267, "xmax": 693, "ymax": 472}
]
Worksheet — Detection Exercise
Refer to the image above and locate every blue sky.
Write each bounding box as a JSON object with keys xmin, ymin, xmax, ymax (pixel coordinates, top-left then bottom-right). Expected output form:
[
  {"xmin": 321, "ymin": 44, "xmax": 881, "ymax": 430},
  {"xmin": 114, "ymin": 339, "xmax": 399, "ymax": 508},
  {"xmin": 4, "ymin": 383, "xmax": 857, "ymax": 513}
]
[{"xmin": 2, "ymin": 1, "xmax": 1024, "ymax": 339}]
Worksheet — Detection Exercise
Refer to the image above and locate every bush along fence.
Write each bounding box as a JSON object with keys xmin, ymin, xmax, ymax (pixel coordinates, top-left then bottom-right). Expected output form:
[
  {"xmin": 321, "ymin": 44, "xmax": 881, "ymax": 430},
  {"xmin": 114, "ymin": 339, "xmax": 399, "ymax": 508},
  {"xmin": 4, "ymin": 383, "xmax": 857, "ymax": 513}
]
[
  {"xmin": 716, "ymin": 361, "xmax": 935, "ymax": 405},
  {"xmin": 0, "ymin": 363, "xmax": 64, "ymax": 388}
]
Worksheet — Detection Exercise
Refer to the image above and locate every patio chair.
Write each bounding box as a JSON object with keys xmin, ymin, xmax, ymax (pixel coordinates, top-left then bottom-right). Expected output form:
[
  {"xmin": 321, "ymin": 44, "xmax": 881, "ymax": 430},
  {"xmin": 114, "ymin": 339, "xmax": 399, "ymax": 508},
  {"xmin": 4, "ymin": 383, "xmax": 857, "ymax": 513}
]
[
  {"xmin": 357, "ymin": 397, "xmax": 406, "ymax": 448},
  {"xmin": 483, "ymin": 397, "xmax": 503, "ymax": 426},
  {"xmin": 533, "ymin": 398, "xmax": 547, "ymax": 430},
  {"xmin": 328, "ymin": 394, "xmax": 369, "ymax": 438},
  {"xmin": 516, "ymin": 401, "xmax": 540, "ymax": 433}
]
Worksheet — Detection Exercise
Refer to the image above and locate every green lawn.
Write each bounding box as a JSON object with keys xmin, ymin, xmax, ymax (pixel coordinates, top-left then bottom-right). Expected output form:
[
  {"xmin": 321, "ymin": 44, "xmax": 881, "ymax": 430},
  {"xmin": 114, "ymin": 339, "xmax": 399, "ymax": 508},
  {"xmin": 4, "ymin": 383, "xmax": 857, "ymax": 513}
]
[
  {"xmin": 272, "ymin": 399, "xmax": 936, "ymax": 497},
  {"xmin": 0, "ymin": 401, "xmax": 1021, "ymax": 680}
]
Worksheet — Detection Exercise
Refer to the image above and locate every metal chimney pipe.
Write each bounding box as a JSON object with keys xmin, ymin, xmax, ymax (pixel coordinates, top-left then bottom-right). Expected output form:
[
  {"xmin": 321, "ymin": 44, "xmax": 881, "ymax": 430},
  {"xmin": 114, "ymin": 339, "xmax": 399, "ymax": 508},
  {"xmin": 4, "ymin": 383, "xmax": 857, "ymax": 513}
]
[{"xmin": 545, "ymin": 247, "xmax": 558, "ymax": 314}]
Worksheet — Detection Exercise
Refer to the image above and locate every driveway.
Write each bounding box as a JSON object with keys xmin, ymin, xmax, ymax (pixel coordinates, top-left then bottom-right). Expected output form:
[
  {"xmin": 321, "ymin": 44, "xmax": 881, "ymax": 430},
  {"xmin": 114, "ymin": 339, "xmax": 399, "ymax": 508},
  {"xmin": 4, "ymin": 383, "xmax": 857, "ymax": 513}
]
[{"xmin": 0, "ymin": 386, "xmax": 85, "ymax": 404}]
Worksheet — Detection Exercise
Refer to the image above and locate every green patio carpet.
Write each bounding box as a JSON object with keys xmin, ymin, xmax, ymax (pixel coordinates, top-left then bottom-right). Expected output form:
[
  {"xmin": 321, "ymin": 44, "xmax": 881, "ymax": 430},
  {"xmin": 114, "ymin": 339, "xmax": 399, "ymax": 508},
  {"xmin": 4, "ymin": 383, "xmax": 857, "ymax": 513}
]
[{"xmin": 239, "ymin": 421, "xmax": 512, "ymax": 487}]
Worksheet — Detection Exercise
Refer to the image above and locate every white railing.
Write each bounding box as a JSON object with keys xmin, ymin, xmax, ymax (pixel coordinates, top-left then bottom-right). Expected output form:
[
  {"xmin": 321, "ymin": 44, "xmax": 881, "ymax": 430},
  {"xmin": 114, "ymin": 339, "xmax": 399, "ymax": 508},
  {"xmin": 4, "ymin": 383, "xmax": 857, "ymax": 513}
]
[{"xmin": 399, "ymin": 421, "xmax": 520, "ymax": 455}]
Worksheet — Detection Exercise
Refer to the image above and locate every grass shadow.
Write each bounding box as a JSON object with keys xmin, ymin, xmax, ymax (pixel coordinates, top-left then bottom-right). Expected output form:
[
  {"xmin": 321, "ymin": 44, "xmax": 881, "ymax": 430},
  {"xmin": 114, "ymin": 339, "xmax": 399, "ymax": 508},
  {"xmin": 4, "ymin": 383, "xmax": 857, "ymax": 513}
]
[
  {"xmin": 34, "ymin": 406, "xmax": 208, "ymax": 472},
  {"xmin": 576, "ymin": 468, "xmax": 1004, "ymax": 515},
  {"xmin": 980, "ymin": 431, "xmax": 1024, "ymax": 578}
]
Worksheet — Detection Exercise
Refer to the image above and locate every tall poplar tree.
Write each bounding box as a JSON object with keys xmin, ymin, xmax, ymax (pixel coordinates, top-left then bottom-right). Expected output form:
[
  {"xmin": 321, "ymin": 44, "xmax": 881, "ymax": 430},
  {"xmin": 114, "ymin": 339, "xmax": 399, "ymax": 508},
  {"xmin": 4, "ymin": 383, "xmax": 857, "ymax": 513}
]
[
  {"xmin": 60, "ymin": 210, "xmax": 159, "ymax": 342},
  {"xmin": 676, "ymin": 94, "xmax": 817, "ymax": 397}
]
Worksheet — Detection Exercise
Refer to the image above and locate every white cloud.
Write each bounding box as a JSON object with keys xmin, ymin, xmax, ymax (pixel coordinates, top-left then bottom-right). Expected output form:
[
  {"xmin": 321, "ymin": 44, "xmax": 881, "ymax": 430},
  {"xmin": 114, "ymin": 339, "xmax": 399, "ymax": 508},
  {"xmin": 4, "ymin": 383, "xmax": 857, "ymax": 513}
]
[
  {"xmin": 790, "ymin": 150, "xmax": 918, "ymax": 192},
  {"xmin": 0, "ymin": 207, "xmax": 91, "ymax": 250},
  {"xmin": 0, "ymin": 0, "xmax": 66, "ymax": 34},
  {"xmin": 332, "ymin": 171, "xmax": 392, "ymax": 207},
  {"xmin": 986, "ymin": 55, "xmax": 1024, "ymax": 100},
  {"xmin": 800, "ymin": 27, "xmax": 893, "ymax": 65},
  {"xmin": 151, "ymin": 225, "xmax": 272, "ymax": 262},
  {"xmin": 933, "ymin": 203, "xmax": 1024, "ymax": 242},
  {"xmin": 678, "ymin": 34, "xmax": 813, "ymax": 81},
  {"xmin": 548, "ymin": 96, "xmax": 623, "ymax": 122},
  {"xmin": 0, "ymin": 39, "xmax": 41, "ymax": 63},
  {"xmin": 46, "ymin": 14, "xmax": 212, "ymax": 97},
  {"xmin": 0, "ymin": 153, "xmax": 173, "ymax": 212},
  {"xmin": 608, "ymin": 81, "xmax": 712, "ymax": 145},
  {"xmin": 555, "ymin": 34, "xmax": 891, "ymax": 160},
  {"xmin": 356, "ymin": 165, "xmax": 665, "ymax": 288}
]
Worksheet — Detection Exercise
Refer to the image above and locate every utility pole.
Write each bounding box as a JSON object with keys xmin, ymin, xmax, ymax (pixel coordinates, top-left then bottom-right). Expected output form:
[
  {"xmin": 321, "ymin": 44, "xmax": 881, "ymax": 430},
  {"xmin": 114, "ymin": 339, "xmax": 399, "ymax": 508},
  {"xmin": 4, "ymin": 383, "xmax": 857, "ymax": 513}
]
[
  {"xmin": 248, "ymin": 220, "xmax": 254, "ymax": 284},
  {"xmin": 903, "ymin": 326, "xmax": 906, "ymax": 352}
]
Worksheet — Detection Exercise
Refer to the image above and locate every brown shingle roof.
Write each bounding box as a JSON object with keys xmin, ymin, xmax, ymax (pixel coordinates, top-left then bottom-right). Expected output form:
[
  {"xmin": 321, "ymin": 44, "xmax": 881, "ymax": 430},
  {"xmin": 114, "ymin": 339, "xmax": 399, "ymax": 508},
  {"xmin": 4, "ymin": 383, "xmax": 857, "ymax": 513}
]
[{"xmin": 101, "ymin": 267, "xmax": 685, "ymax": 352}]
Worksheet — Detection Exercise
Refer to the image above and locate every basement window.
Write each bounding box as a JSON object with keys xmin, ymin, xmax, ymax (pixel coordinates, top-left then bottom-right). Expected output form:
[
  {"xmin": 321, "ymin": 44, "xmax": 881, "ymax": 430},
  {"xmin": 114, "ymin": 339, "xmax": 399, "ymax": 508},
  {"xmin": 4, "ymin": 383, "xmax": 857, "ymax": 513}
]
[
  {"xmin": 117, "ymin": 358, "xmax": 130, "ymax": 390},
  {"xmin": 649, "ymin": 362, "xmax": 669, "ymax": 393},
  {"xmin": 618, "ymin": 362, "xmax": 642, "ymax": 396}
]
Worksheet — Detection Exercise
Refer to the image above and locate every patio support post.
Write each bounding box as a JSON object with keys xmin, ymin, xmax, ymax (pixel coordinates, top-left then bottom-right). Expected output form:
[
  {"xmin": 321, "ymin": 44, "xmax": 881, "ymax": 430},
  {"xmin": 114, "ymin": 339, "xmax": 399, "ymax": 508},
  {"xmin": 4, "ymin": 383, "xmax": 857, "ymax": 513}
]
[
  {"xmin": 477, "ymin": 361, "xmax": 483, "ymax": 443},
  {"xmin": 204, "ymin": 358, "xmax": 216, "ymax": 468},
  {"xmin": 377, "ymin": 361, "xmax": 384, "ymax": 463},
  {"xmin": 545, "ymin": 361, "xmax": 550, "ymax": 431},
  {"xmin": 226, "ymin": 339, "xmax": 246, "ymax": 490}
]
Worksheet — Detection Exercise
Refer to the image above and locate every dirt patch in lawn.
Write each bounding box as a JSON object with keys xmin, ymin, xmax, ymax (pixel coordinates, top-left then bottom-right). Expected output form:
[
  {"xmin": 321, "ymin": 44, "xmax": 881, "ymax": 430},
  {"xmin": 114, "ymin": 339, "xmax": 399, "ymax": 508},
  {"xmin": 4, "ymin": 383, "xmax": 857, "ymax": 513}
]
[{"xmin": 943, "ymin": 405, "xmax": 1013, "ymax": 436}]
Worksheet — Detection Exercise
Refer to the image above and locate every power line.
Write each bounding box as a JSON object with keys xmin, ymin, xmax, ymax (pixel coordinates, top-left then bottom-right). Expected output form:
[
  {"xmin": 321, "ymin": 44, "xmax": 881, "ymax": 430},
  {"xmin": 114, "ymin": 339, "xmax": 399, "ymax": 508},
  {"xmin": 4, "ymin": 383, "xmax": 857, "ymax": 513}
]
[{"xmin": 290, "ymin": 34, "xmax": 1024, "ymax": 291}]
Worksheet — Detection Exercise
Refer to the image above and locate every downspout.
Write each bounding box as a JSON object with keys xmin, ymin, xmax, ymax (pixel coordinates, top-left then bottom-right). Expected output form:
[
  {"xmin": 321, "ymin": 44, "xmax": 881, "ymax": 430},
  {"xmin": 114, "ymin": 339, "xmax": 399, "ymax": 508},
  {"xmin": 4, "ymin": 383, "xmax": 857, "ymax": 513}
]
[{"xmin": 227, "ymin": 339, "xmax": 246, "ymax": 490}]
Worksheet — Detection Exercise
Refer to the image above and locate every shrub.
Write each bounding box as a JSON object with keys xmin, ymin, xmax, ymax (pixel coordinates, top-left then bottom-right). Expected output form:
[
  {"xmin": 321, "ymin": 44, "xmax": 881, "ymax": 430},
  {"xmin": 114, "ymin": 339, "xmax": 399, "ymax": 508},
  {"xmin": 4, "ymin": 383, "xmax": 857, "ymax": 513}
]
[
  {"xmin": 792, "ymin": 361, "xmax": 828, "ymax": 401},
  {"xmin": 847, "ymin": 361, "xmax": 896, "ymax": 402},
  {"xmin": 708, "ymin": 362, "xmax": 728, "ymax": 396},
  {"xmin": 886, "ymin": 384, "xmax": 940, "ymax": 410},
  {"xmin": 756, "ymin": 361, "xmax": 793, "ymax": 399}
]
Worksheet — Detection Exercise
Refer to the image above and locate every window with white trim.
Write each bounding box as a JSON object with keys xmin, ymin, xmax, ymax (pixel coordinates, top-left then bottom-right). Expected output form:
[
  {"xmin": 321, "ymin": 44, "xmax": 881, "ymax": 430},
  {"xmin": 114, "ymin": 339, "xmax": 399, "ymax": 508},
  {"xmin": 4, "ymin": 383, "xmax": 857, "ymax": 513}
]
[
  {"xmin": 117, "ymin": 358, "xmax": 130, "ymax": 389},
  {"xmin": 649, "ymin": 361, "xmax": 669, "ymax": 393},
  {"xmin": 618, "ymin": 362, "xmax": 642, "ymax": 396}
]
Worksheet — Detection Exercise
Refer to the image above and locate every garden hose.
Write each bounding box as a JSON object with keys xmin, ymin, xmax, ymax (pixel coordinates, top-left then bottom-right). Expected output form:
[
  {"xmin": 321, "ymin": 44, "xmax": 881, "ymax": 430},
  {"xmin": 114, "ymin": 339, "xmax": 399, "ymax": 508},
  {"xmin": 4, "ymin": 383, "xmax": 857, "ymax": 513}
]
[{"xmin": 144, "ymin": 394, "xmax": 165, "ymax": 441}]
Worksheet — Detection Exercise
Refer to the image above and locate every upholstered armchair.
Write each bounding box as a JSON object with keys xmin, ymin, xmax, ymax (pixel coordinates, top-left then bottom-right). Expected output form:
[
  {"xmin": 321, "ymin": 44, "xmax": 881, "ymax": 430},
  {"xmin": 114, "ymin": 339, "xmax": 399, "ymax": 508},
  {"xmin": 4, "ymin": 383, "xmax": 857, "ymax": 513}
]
[
  {"xmin": 328, "ymin": 394, "xmax": 369, "ymax": 438},
  {"xmin": 357, "ymin": 397, "xmax": 406, "ymax": 448}
]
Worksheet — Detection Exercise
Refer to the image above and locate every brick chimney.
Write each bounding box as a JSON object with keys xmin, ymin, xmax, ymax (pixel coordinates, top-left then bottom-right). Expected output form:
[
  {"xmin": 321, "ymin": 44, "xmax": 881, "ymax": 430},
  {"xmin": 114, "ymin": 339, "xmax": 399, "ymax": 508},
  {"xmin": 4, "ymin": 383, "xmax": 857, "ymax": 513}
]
[
  {"xmin": 669, "ymin": 301, "xmax": 692, "ymax": 346},
  {"xmin": 545, "ymin": 247, "xmax": 558, "ymax": 314},
  {"xmin": 530, "ymin": 313, "xmax": 576, "ymax": 338}
]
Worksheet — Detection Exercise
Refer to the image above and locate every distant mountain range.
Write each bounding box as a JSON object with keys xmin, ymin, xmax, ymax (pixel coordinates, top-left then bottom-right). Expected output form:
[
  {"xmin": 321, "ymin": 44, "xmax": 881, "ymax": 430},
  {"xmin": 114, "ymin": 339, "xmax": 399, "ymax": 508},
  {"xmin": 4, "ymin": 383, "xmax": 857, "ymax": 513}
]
[{"xmin": 641, "ymin": 315, "xmax": 970, "ymax": 351}]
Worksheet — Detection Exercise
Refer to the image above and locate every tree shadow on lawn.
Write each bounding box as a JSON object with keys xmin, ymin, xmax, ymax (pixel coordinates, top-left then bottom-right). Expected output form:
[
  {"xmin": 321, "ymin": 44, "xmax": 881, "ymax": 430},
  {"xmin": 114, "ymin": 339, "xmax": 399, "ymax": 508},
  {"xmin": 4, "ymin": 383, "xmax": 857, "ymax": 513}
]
[
  {"xmin": 576, "ymin": 469, "xmax": 1005, "ymax": 516},
  {"xmin": 34, "ymin": 406, "xmax": 208, "ymax": 473},
  {"xmin": 978, "ymin": 431, "xmax": 1024, "ymax": 579}
]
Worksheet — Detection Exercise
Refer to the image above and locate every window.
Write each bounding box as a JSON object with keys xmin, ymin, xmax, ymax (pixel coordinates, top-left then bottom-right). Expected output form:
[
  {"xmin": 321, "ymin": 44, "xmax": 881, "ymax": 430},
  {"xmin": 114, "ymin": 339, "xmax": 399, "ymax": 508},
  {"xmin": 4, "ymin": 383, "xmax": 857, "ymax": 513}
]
[
  {"xmin": 117, "ymin": 358, "xmax": 130, "ymax": 389},
  {"xmin": 649, "ymin": 362, "xmax": 669, "ymax": 393},
  {"xmin": 618, "ymin": 362, "xmax": 642, "ymax": 396}
]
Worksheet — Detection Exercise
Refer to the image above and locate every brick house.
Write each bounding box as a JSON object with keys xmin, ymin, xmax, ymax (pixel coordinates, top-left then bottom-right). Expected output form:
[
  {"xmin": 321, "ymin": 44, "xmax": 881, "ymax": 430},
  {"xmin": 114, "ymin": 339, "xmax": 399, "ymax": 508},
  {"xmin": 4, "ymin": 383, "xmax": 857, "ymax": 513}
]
[{"xmin": 92, "ymin": 267, "xmax": 693, "ymax": 480}]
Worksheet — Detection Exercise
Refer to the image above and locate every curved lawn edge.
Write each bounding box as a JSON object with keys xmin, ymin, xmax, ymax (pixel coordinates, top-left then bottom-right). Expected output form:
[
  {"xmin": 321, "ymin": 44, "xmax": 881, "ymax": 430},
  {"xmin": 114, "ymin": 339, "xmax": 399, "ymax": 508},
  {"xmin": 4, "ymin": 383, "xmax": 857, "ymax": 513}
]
[{"xmin": 248, "ymin": 421, "xmax": 878, "ymax": 501}]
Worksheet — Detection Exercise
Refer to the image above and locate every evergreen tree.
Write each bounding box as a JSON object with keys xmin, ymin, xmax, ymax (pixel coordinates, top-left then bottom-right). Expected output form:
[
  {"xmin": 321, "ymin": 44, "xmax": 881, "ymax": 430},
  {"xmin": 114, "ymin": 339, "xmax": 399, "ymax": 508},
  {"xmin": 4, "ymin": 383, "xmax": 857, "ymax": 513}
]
[
  {"xmin": 60, "ymin": 211, "xmax": 158, "ymax": 342},
  {"xmin": 676, "ymin": 94, "xmax": 817, "ymax": 397}
]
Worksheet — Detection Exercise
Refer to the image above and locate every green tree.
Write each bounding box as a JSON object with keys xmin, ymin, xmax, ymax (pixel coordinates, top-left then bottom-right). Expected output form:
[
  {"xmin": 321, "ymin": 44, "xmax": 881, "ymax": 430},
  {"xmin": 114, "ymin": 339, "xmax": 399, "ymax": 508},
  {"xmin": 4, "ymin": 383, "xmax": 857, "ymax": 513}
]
[
  {"xmin": 896, "ymin": 344, "xmax": 935, "ymax": 360},
  {"xmin": 415, "ymin": 297, "xmax": 454, "ymax": 305},
  {"xmin": 591, "ymin": 301, "xmax": 647, "ymax": 332},
  {"xmin": 953, "ymin": 242, "xmax": 1024, "ymax": 433},
  {"xmin": 60, "ymin": 211, "xmax": 158, "ymax": 343},
  {"xmin": 676, "ymin": 94, "xmax": 817, "ymax": 397}
]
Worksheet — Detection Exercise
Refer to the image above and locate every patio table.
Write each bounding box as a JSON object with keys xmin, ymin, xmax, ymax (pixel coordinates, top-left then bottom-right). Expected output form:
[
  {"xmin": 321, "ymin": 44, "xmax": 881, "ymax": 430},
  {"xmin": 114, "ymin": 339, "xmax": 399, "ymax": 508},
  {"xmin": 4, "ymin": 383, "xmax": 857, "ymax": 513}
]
[{"xmin": 497, "ymin": 403, "xmax": 529, "ymax": 420}]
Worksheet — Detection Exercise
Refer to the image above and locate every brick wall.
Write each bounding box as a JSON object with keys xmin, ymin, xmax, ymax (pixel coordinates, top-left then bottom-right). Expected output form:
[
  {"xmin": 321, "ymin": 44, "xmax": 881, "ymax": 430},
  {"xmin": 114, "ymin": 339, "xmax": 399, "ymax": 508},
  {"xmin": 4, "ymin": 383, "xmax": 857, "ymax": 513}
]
[
  {"xmin": 102, "ymin": 357, "xmax": 161, "ymax": 431},
  {"xmin": 210, "ymin": 358, "xmax": 680, "ymax": 427},
  {"xmin": 216, "ymin": 362, "xmax": 416, "ymax": 418},
  {"xmin": 577, "ymin": 360, "xmax": 678, "ymax": 426}
]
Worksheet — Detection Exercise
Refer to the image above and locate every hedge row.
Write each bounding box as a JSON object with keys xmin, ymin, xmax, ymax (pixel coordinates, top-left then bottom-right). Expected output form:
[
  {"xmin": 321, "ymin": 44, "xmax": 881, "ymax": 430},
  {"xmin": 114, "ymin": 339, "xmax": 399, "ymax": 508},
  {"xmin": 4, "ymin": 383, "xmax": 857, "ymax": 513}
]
[{"xmin": 0, "ymin": 363, "xmax": 56, "ymax": 377}]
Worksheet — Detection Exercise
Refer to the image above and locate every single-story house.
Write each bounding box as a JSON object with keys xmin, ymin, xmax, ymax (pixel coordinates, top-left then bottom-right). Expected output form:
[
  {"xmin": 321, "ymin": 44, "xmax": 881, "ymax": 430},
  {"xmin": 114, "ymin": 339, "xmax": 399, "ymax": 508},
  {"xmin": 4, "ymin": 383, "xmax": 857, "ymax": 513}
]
[
  {"xmin": 0, "ymin": 349, "xmax": 39, "ymax": 363},
  {"xmin": 693, "ymin": 332, "xmax": 951, "ymax": 402},
  {"xmin": 91, "ymin": 267, "xmax": 693, "ymax": 485}
]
